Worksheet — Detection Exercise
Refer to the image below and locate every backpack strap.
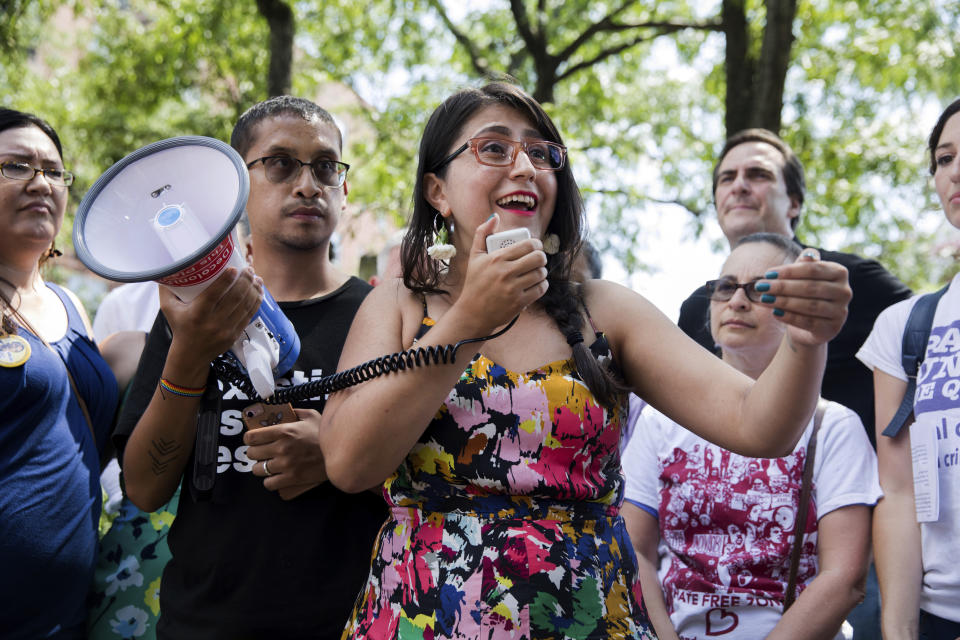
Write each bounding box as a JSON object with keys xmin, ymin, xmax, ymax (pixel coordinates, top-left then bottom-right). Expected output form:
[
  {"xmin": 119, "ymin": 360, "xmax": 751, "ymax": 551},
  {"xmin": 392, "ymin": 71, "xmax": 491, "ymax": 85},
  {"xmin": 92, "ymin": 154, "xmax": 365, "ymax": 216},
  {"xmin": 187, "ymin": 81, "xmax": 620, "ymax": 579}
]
[{"xmin": 882, "ymin": 285, "xmax": 950, "ymax": 438}]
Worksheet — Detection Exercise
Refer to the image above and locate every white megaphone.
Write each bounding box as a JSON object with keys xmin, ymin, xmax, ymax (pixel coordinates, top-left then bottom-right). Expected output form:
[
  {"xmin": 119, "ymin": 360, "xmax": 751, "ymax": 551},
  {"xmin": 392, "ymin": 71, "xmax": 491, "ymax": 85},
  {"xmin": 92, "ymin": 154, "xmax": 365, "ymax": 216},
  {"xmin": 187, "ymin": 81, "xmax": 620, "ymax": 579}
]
[{"xmin": 73, "ymin": 136, "xmax": 300, "ymax": 398}]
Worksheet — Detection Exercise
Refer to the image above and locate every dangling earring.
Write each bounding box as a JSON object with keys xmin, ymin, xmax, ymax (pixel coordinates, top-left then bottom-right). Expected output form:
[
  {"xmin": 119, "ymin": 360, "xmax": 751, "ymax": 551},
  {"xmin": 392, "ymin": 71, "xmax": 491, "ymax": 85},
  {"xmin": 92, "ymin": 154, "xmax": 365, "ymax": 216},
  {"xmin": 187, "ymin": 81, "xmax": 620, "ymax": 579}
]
[
  {"xmin": 427, "ymin": 213, "xmax": 456, "ymax": 261},
  {"xmin": 40, "ymin": 240, "xmax": 62, "ymax": 266},
  {"xmin": 542, "ymin": 233, "xmax": 560, "ymax": 255}
]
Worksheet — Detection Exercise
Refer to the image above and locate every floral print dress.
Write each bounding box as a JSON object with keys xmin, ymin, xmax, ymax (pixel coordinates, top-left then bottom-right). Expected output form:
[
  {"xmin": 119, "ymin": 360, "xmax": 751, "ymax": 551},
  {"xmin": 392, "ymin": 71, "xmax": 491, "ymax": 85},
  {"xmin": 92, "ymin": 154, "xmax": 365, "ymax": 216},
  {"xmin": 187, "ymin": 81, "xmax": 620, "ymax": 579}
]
[
  {"xmin": 343, "ymin": 316, "xmax": 655, "ymax": 640},
  {"xmin": 88, "ymin": 488, "xmax": 179, "ymax": 639}
]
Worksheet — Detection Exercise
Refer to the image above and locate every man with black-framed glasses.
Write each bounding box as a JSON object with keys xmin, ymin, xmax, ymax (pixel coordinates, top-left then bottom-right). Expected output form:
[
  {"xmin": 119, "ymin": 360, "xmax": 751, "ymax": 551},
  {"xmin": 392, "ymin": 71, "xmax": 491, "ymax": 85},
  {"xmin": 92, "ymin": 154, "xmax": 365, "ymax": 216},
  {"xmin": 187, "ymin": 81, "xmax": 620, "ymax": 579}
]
[
  {"xmin": 246, "ymin": 154, "xmax": 349, "ymax": 189},
  {"xmin": 114, "ymin": 96, "xmax": 386, "ymax": 639}
]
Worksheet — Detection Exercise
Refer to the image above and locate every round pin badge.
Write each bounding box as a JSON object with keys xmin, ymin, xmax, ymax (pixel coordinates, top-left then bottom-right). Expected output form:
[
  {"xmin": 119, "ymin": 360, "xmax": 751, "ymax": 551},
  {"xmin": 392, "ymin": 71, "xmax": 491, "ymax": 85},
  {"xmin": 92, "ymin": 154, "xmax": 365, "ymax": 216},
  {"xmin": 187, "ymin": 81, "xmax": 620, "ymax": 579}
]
[{"xmin": 0, "ymin": 334, "xmax": 31, "ymax": 367}]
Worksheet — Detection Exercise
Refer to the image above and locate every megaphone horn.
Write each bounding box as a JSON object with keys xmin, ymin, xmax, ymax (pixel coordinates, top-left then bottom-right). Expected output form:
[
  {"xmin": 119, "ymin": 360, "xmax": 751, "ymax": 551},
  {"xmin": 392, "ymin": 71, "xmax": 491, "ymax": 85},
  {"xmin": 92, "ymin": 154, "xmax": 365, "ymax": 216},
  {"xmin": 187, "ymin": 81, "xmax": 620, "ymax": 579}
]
[{"xmin": 73, "ymin": 136, "xmax": 300, "ymax": 398}]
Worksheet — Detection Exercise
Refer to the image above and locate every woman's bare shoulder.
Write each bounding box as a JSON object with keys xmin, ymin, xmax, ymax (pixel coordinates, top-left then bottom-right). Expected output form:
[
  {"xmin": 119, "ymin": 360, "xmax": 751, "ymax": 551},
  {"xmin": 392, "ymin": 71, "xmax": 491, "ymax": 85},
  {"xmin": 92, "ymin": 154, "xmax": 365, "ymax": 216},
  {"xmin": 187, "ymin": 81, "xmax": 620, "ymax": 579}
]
[
  {"xmin": 358, "ymin": 278, "xmax": 418, "ymax": 307},
  {"xmin": 354, "ymin": 279, "xmax": 433, "ymax": 345},
  {"xmin": 581, "ymin": 279, "xmax": 662, "ymax": 326}
]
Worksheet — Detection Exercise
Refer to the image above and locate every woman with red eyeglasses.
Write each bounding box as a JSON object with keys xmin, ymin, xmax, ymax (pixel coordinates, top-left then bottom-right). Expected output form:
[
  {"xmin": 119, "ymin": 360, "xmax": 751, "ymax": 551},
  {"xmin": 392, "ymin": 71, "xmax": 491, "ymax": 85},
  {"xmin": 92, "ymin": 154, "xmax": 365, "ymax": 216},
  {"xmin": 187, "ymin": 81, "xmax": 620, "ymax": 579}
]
[
  {"xmin": 318, "ymin": 84, "xmax": 852, "ymax": 639},
  {"xmin": 0, "ymin": 108, "xmax": 118, "ymax": 639}
]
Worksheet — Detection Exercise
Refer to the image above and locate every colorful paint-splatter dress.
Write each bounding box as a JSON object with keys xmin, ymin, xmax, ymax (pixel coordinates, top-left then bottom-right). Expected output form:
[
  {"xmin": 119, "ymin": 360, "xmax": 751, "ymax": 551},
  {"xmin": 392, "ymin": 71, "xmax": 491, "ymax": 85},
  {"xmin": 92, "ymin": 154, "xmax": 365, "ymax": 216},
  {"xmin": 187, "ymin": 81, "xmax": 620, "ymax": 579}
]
[{"xmin": 343, "ymin": 315, "xmax": 656, "ymax": 639}]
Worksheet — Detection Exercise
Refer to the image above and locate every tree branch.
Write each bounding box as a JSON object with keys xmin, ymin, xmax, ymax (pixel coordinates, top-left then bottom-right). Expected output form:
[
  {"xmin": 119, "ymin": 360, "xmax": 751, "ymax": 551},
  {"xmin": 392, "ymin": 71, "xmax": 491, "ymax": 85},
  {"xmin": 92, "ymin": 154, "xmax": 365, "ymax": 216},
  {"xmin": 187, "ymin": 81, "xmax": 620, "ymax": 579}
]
[
  {"xmin": 427, "ymin": 0, "xmax": 490, "ymax": 77},
  {"xmin": 589, "ymin": 188, "xmax": 705, "ymax": 218},
  {"xmin": 509, "ymin": 0, "xmax": 542, "ymax": 51},
  {"xmin": 594, "ymin": 19, "xmax": 724, "ymax": 34},
  {"xmin": 556, "ymin": 19, "xmax": 723, "ymax": 80},
  {"xmin": 555, "ymin": 0, "xmax": 639, "ymax": 63},
  {"xmin": 510, "ymin": 0, "xmax": 561, "ymax": 103},
  {"xmin": 557, "ymin": 22, "xmax": 716, "ymax": 82}
]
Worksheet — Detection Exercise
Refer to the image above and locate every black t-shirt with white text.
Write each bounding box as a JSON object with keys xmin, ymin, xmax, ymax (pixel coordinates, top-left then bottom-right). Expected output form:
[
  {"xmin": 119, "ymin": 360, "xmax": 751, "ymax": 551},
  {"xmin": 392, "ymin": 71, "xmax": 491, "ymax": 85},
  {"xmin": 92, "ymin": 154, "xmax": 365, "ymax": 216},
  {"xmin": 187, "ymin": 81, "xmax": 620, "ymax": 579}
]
[{"xmin": 115, "ymin": 277, "xmax": 386, "ymax": 639}]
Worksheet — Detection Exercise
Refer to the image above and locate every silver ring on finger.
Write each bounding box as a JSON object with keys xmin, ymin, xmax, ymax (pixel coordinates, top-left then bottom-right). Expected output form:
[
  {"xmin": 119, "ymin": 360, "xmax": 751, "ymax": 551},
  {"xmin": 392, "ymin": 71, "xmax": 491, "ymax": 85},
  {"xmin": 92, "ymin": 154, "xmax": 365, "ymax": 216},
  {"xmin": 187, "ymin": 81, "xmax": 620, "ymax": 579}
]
[{"xmin": 262, "ymin": 459, "xmax": 272, "ymax": 477}]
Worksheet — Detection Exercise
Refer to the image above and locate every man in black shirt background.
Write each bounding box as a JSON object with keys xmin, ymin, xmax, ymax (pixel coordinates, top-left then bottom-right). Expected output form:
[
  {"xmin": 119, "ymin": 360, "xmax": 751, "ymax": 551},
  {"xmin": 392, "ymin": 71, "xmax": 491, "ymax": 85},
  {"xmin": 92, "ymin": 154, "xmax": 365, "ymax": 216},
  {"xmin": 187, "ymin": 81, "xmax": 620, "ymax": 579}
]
[{"xmin": 115, "ymin": 96, "xmax": 385, "ymax": 639}]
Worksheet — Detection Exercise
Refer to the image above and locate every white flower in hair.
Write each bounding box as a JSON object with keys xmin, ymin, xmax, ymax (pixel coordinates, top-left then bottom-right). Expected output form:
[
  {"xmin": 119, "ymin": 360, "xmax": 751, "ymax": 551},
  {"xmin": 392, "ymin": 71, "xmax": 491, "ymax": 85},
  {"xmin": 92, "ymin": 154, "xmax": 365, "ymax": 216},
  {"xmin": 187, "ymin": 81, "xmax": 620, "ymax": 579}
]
[{"xmin": 542, "ymin": 233, "xmax": 560, "ymax": 255}]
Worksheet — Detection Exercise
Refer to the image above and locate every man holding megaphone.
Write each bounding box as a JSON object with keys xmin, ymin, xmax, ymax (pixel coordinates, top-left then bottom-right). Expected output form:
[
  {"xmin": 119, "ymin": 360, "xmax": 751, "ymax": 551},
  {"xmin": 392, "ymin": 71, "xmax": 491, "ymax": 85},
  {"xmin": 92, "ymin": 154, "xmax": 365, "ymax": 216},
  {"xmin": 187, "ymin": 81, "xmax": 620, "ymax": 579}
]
[{"xmin": 112, "ymin": 97, "xmax": 387, "ymax": 639}]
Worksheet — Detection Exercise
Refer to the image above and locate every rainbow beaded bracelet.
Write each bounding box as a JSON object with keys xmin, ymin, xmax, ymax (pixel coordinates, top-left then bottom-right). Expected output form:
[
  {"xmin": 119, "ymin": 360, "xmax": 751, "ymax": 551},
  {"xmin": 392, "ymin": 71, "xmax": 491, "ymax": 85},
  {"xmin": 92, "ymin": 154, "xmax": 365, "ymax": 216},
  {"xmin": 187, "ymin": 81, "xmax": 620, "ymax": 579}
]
[{"xmin": 159, "ymin": 377, "xmax": 206, "ymax": 398}]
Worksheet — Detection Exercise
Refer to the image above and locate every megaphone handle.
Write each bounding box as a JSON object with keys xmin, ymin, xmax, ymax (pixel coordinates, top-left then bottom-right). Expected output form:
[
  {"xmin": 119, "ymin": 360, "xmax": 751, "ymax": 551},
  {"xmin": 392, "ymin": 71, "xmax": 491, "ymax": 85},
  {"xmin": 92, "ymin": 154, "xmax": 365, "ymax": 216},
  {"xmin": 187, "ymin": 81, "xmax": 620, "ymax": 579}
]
[{"xmin": 242, "ymin": 338, "xmax": 277, "ymax": 399}]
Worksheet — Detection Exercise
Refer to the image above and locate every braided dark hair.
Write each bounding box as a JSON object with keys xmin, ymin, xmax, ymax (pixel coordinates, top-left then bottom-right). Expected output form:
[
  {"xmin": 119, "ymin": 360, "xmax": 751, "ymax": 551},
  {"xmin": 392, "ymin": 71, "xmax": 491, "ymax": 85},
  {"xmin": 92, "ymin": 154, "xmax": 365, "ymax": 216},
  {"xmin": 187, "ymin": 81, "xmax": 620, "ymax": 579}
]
[
  {"xmin": 542, "ymin": 278, "xmax": 628, "ymax": 410},
  {"xmin": 404, "ymin": 83, "xmax": 625, "ymax": 409}
]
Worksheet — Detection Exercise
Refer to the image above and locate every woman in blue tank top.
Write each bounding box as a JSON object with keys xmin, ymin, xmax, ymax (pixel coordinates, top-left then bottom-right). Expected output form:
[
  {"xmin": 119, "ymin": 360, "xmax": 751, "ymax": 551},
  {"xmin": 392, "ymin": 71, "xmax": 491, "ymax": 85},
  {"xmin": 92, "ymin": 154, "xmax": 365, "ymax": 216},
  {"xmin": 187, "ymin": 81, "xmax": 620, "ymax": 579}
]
[{"xmin": 0, "ymin": 108, "xmax": 118, "ymax": 639}]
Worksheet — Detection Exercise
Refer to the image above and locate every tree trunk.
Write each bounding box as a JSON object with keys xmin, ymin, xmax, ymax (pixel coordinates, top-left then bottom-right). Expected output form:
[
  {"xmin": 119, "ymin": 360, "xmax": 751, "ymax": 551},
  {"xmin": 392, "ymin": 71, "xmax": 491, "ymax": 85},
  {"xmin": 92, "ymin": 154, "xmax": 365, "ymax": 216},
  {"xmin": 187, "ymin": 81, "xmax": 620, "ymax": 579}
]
[
  {"xmin": 255, "ymin": 0, "xmax": 294, "ymax": 97},
  {"xmin": 722, "ymin": 0, "xmax": 751, "ymax": 135},
  {"xmin": 754, "ymin": 0, "xmax": 797, "ymax": 132},
  {"xmin": 721, "ymin": 0, "xmax": 796, "ymax": 136},
  {"xmin": 532, "ymin": 64, "xmax": 557, "ymax": 104}
]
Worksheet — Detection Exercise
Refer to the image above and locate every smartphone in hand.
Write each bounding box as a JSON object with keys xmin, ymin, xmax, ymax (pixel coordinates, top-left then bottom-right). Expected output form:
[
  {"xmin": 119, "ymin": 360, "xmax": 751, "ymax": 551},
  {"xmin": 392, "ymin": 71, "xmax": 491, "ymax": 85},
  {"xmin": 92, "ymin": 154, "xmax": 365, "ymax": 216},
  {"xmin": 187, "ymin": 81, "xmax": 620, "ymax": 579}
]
[
  {"xmin": 242, "ymin": 402, "xmax": 297, "ymax": 431},
  {"xmin": 242, "ymin": 402, "xmax": 321, "ymax": 500}
]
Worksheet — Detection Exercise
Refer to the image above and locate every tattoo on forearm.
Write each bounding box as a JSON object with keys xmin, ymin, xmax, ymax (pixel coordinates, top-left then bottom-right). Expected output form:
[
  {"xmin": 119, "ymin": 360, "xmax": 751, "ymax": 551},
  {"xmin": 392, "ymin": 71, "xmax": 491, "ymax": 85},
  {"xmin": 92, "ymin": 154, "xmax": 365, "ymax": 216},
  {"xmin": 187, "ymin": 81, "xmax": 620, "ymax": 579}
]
[{"xmin": 149, "ymin": 438, "xmax": 181, "ymax": 476}]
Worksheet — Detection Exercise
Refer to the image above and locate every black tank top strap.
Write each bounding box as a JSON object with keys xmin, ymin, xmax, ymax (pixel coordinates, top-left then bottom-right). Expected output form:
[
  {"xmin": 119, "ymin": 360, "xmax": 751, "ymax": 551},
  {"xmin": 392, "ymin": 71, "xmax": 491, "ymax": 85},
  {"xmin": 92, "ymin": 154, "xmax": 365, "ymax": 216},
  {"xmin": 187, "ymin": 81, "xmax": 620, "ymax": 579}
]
[
  {"xmin": 414, "ymin": 294, "xmax": 435, "ymax": 341},
  {"xmin": 581, "ymin": 299, "xmax": 601, "ymax": 336}
]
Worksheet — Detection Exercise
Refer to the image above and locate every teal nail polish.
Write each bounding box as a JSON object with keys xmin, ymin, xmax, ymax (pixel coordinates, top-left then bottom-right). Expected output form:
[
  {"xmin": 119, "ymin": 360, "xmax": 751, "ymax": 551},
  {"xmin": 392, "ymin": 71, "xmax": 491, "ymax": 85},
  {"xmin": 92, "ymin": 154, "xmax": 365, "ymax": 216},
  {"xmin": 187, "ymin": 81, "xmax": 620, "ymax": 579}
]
[
  {"xmin": 761, "ymin": 294, "xmax": 776, "ymax": 304},
  {"xmin": 487, "ymin": 213, "xmax": 496, "ymax": 221},
  {"xmin": 755, "ymin": 282, "xmax": 770, "ymax": 292},
  {"xmin": 764, "ymin": 271, "xmax": 779, "ymax": 279},
  {"xmin": 773, "ymin": 308, "xmax": 785, "ymax": 317}
]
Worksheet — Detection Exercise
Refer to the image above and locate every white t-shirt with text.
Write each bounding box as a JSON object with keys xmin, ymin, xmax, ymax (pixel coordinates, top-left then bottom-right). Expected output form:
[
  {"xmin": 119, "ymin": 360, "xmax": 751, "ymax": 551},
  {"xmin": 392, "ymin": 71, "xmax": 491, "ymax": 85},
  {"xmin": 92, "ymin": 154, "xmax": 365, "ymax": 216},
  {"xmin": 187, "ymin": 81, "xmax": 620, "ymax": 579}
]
[
  {"xmin": 623, "ymin": 398, "xmax": 880, "ymax": 639},
  {"xmin": 857, "ymin": 273, "xmax": 960, "ymax": 622}
]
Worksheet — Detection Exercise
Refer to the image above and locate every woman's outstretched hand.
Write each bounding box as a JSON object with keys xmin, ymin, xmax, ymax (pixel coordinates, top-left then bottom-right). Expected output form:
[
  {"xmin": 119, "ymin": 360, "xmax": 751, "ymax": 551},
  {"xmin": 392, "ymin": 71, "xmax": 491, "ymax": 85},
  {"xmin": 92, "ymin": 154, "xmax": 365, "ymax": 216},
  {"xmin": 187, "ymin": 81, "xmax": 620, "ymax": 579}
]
[
  {"xmin": 753, "ymin": 248, "xmax": 851, "ymax": 348},
  {"xmin": 454, "ymin": 214, "xmax": 549, "ymax": 333}
]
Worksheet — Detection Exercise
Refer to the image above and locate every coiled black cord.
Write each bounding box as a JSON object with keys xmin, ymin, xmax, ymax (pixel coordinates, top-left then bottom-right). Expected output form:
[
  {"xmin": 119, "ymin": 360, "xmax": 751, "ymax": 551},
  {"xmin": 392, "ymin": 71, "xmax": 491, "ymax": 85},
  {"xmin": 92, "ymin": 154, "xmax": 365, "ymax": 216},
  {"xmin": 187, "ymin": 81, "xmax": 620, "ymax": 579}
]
[{"xmin": 212, "ymin": 315, "xmax": 520, "ymax": 404}]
